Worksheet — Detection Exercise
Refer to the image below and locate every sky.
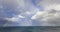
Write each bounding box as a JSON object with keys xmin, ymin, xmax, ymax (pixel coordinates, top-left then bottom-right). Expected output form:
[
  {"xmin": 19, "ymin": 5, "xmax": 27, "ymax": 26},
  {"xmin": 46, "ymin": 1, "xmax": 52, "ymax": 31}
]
[{"xmin": 0, "ymin": 0, "xmax": 60, "ymax": 26}]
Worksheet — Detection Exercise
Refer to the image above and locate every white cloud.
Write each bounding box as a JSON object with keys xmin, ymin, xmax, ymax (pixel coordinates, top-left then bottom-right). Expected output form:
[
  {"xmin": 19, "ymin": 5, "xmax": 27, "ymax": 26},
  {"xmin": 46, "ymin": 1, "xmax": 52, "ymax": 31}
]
[
  {"xmin": 18, "ymin": 15, "xmax": 25, "ymax": 18},
  {"xmin": 5, "ymin": 15, "xmax": 25, "ymax": 22},
  {"xmin": 31, "ymin": 9, "xmax": 60, "ymax": 26},
  {"xmin": 45, "ymin": 4, "xmax": 60, "ymax": 10},
  {"xmin": 25, "ymin": 11, "xmax": 31, "ymax": 15},
  {"xmin": 38, "ymin": 0, "xmax": 60, "ymax": 6},
  {"xmin": 31, "ymin": 11, "xmax": 45, "ymax": 19},
  {"xmin": 31, "ymin": 0, "xmax": 60, "ymax": 26}
]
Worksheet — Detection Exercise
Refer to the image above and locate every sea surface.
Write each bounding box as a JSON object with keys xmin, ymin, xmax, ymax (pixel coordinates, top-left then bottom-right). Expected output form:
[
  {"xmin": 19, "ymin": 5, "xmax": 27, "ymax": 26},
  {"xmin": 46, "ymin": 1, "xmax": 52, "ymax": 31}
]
[{"xmin": 0, "ymin": 26, "xmax": 60, "ymax": 32}]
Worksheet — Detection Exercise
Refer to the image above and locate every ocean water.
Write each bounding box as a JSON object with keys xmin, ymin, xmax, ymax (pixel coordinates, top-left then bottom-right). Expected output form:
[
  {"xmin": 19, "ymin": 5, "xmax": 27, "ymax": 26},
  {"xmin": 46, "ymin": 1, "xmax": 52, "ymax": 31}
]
[{"xmin": 0, "ymin": 26, "xmax": 60, "ymax": 32}]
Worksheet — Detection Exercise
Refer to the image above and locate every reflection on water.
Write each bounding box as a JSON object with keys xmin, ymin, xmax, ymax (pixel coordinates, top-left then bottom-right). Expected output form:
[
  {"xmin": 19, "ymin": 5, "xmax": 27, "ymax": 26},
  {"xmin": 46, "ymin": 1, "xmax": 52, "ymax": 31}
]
[{"xmin": 0, "ymin": 26, "xmax": 60, "ymax": 32}]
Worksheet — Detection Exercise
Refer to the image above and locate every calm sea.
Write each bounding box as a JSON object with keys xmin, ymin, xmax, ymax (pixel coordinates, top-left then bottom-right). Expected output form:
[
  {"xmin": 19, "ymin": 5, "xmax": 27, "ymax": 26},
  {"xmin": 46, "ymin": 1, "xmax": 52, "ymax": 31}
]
[{"xmin": 0, "ymin": 26, "xmax": 60, "ymax": 32}]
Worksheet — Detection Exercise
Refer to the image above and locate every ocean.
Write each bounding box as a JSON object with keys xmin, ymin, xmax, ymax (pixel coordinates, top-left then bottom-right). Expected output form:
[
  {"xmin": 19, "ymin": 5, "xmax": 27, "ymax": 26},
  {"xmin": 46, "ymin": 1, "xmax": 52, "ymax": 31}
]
[{"xmin": 0, "ymin": 26, "xmax": 60, "ymax": 32}]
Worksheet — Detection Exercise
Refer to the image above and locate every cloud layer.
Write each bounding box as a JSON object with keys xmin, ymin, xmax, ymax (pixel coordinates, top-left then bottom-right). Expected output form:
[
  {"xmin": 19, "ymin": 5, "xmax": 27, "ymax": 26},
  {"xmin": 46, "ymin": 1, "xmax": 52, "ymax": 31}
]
[
  {"xmin": 0, "ymin": 0, "xmax": 36, "ymax": 26},
  {"xmin": 1, "ymin": 0, "xmax": 60, "ymax": 26},
  {"xmin": 31, "ymin": 0, "xmax": 60, "ymax": 26}
]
